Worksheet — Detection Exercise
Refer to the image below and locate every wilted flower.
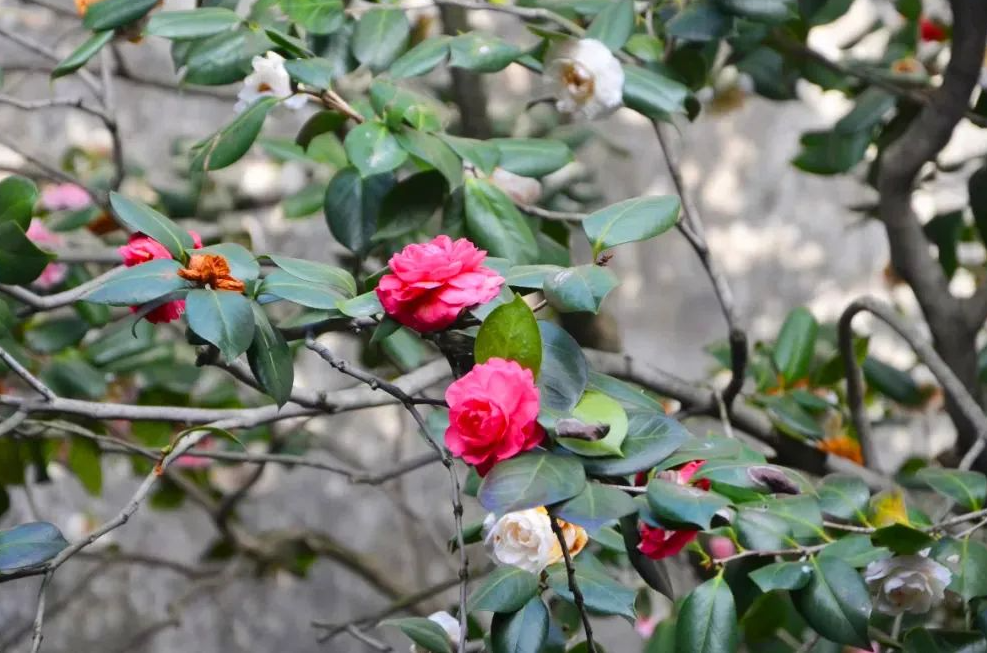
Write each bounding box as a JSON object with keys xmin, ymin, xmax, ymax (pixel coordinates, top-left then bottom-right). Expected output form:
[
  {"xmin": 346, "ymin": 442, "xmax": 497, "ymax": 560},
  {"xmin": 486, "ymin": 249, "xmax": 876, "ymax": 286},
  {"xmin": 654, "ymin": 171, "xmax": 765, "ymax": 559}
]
[
  {"xmin": 863, "ymin": 554, "xmax": 951, "ymax": 615},
  {"xmin": 178, "ymin": 254, "xmax": 245, "ymax": 292},
  {"xmin": 482, "ymin": 507, "xmax": 587, "ymax": 574},
  {"xmin": 25, "ymin": 220, "xmax": 68, "ymax": 289},
  {"xmin": 544, "ymin": 38, "xmax": 624, "ymax": 120},
  {"xmin": 235, "ymin": 52, "xmax": 308, "ymax": 113},
  {"xmin": 410, "ymin": 612, "xmax": 460, "ymax": 653}
]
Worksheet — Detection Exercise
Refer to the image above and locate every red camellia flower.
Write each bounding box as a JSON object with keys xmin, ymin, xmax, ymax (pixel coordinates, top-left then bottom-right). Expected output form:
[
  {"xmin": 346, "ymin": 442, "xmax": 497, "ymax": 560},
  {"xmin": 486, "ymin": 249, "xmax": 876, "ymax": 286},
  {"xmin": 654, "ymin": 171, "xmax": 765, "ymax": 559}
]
[
  {"xmin": 117, "ymin": 230, "xmax": 202, "ymax": 324},
  {"xmin": 919, "ymin": 17, "xmax": 947, "ymax": 42},
  {"xmin": 444, "ymin": 358, "xmax": 544, "ymax": 475},
  {"xmin": 637, "ymin": 460, "xmax": 712, "ymax": 561},
  {"xmin": 376, "ymin": 235, "xmax": 504, "ymax": 332}
]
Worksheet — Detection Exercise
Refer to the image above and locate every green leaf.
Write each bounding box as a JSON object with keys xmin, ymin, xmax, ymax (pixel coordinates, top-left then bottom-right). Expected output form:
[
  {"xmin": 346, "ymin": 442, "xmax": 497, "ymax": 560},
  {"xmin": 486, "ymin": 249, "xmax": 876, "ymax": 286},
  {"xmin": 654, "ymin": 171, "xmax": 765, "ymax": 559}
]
[
  {"xmin": 448, "ymin": 33, "xmax": 521, "ymax": 72},
  {"xmin": 818, "ymin": 473, "xmax": 871, "ymax": 522},
  {"xmin": 666, "ymin": 1, "xmax": 733, "ymax": 41},
  {"xmin": 543, "ymin": 265, "xmax": 619, "ymax": 314},
  {"xmin": 182, "ymin": 29, "xmax": 262, "ymax": 86},
  {"xmin": 440, "ymin": 135, "xmax": 500, "ymax": 176},
  {"xmin": 475, "ymin": 295, "xmax": 542, "ymax": 374},
  {"xmin": 676, "ymin": 575, "xmax": 738, "ymax": 653},
  {"xmin": 337, "ymin": 291, "xmax": 382, "ymax": 318},
  {"xmin": 25, "ymin": 318, "xmax": 89, "ymax": 354},
  {"xmin": 343, "ymin": 122, "xmax": 408, "ymax": 178},
  {"xmin": 819, "ymin": 534, "xmax": 891, "ymax": 568},
  {"xmin": 932, "ymin": 537, "xmax": 987, "ymax": 602},
  {"xmin": 792, "ymin": 130, "xmax": 870, "ymax": 176},
  {"xmin": 716, "ymin": 0, "xmax": 795, "ymax": 22},
  {"xmin": 761, "ymin": 395, "xmax": 825, "ymax": 440},
  {"xmin": 268, "ymin": 255, "xmax": 356, "ymax": 297},
  {"xmin": 279, "ymin": 0, "xmax": 343, "ymax": 34},
  {"xmin": 647, "ymin": 478, "xmax": 730, "ymax": 529},
  {"xmin": 791, "ymin": 556, "xmax": 872, "ymax": 648},
  {"xmin": 758, "ymin": 495, "xmax": 825, "ymax": 541},
  {"xmin": 247, "ymin": 304, "xmax": 294, "ymax": 406},
  {"xmin": 390, "ymin": 36, "xmax": 451, "ymax": 78},
  {"xmin": 191, "ymin": 96, "xmax": 278, "ymax": 172},
  {"xmin": 0, "ymin": 222, "xmax": 52, "ymax": 285},
  {"xmin": 478, "ymin": 452, "xmax": 587, "ymax": 515},
  {"xmin": 147, "ymin": 8, "xmax": 242, "ymax": 40},
  {"xmin": 547, "ymin": 561, "xmax": 636, "ymax": 619},
  {"xmin": 834, "ymin": 88, "xmax": 896, "ymax": 134},
  {"xmin": 734, "ymin": 507, "xmax": 792, "ymax": 551},
  {"xmin": 464, "ymin": 178, "xmax": 538, "ymax": 264},
  {"xmin": 491, "ymin": 139, "xmax": 573, "ymax": 178},
  {"xmin": 749, "ymin": 561, "xmax": 813, "ymax": 592},
  {"xmin": 536, "ymin": 321, "xmax": 588, "ymax": 413},
  {"xmin": 902, "ymin": 630, "xmax": 987, "ymax": 653},
  {"xmin": 916, "ymin": 467, "xmax": 987, "ymax": 511},
  {"xmin": 52, "ymin": 31, "xmax": 114, "ymax": 79},
  {"xmin": 84, "ymin": 260, "xmax": 191, "ymax": 306},
  {"xmin": 0, "ymin": 176, "xmax": 39, "ymax": 230},
  {"xmin": 324, "ymin": 167, "xmax": 394, "ymax": 256},
  {"xmin": 773, "ymin": 307, "xmax": 818, "ymax": 383},
  {"xmin": 468, "ymin": 565, "xmax": 539, "ymax": 614},
  {"xmin": 185, "ymin": 289, "xmax": 255, "ymax": 362},
  {"xmin": 863, "ymin": 356, "xmax": 923, "ymax": 406},
  {"xmin": 586, "ymin": 0, "xmax": 635, "ymax": 50},
  {"xmin": 395, "ymin": 129, "xmax": 464, "ymax": 188},
  {"xmin": 370, "ymin": 80, "xmax": 444, "ymax": 132},
  {"xmin": 283, "ymin": 57, "xmax": 334, "ymax": 89},
  {"xmin": 490, "ymin": 597, "xmax": 548, "ymax": 653},
  {"xmin": 351, "ymin": 9, "xmax": 410, "ymax": 71},
  {"xmin": 557, "ymin": 391, "xmax": 629, "ymax": 457},
  {"xmin": 0, "ymin": 522, "xmax": 69, "ymax": 572},
  {"xmin": 581, "ymin": 414, "xmax": 691, "ymax": 476},
  {"xmin": 505, "ymin": 265, "xmax": 564, "ymax": 289},
  {"xmin": 83, "ymin": 0, "xmax": 158, "ymax": 30},
  {"xmin": 374, "ymin": 171, "xmax": 447, "ymax": 241},
  {"xmin": 68, "ymin": 437, "xmax": 102, "ymax": 495},
  {"xmin": 381, "ymin": 617, "xmax": 452, "ymax": 653},
  {"xmin": 554, "ymin": 482, "xmax": 637, "ymax": 533},
  {"xmin": 260, "ymin": 270, "xmax": 346, "ymax": 309},
  {"xmin": 871, "ymin": 522, "xmax": 934, "ymax": 555},
  {"xmin": 110, "ymin": 192, "xmax": 194, "ymax": 259},
  {"xmin": 582, "ymin": 196, "xmax": 681, "ymax": 256},
  {"xmin": 659, "ymin": 435, "xmax": 745, "ymax": 470},
  {"xmin": 622, "ymin": 65, "xmax": 690, "ymax": 118},
  {"xmin": 198, "ymin": 243, "xmax": 260, "ymax": 281}
]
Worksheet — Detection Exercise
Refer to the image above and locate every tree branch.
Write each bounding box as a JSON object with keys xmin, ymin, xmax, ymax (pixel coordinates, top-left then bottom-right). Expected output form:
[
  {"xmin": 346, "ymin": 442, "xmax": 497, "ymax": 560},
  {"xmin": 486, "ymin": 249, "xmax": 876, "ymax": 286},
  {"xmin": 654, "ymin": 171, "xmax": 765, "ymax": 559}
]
[{"xmin": 550, "ymin": 517, "xmax": 596, "ymax": 653}]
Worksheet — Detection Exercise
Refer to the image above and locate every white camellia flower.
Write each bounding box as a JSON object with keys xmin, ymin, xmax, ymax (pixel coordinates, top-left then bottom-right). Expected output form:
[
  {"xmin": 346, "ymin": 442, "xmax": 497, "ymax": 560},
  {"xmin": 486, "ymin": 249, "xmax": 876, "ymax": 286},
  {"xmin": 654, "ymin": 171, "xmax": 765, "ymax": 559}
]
[
  {"xmin": 863, "ymin": 554, "xmax": 952, "ymax": 615},
  {"xmin": 482, "ymin": 508, "xmax": 557, "ymax": 573},
  {"xmin": 544, "ymin": 38, "xmax": 624, "ymax": 120},
  {"xmin": 410, "ymin": 611, "xmax": 460, "ymax": 653},
  {"xmin": 235, "ymin": 51, "xmax": 308, "ymax": 113}
]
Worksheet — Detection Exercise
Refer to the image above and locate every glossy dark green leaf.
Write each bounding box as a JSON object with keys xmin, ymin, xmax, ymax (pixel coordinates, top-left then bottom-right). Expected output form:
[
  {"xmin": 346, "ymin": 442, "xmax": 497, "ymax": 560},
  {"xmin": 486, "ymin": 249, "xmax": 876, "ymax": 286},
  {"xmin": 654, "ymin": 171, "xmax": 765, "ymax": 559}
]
[
  {"xmin": 716, "ymin": 0, "xmax": 795, "ymax": 22},
  {"xmin": 734, "ymin": 507, "xmax": 792, "ymax": 551},
  {"xmin": 543, "ymin": 265, "xmax": 618, "ymax": 314},
  {"xmin": 582, "ymin": 196, "xmax": 681, "ymax": 256},
  {"xmin": 381, "ymin": 617, "xmax": 452, "ymax": 653},
  {"xmin": 147, "ymin": 8, "xmax": 241, "ymax": 40},
  {"xmin": 369, "ymin": 80, "xmax": 444, "ymax": 132},
  {"xmin": 478, "ymin": 452, "xmax": 586, "ymax": 515},
  {"xmin": 536, "ymin": 320, "xmax": 588, "ymax": 413},
  {"xmin": 547, "ymin": 560, "xmax": 636, "ymax": 619},
  {"xmin": 0, "ymin": 222, "xmax": 51, "ymax": 285},
  {"xmin": 464, "ymin": 178, "xmax": 538, "ymax": 264},
  {"xmin": 84, "ymin": 260, "xmax": 191, "ymax": 306},
  {"xmin": 556, "ymin": 391, "xmax": 629, "ymax": 457},
  {"xmin": 0, "ymin": 176, "xmax": 38, "ymax": 229},
  {"xmin": 475, "ymin": 294, "xmax": 542, "ymax": 374},
  {"xmin": 0, "ymin": 522, "xmax": 69, "ymax": 572},
  {"xmin": 280, "ymin": 0, "xmax": 343, "ymax": 34},
  {"xmin": 916, "ymin": 467, "xmax": 987, "ymax": 511},
  {"xmin": 52, "ymin": 31, "xmax": 114, "ymax": 79},
  {"xmin": 395, "ymin": 129, "xmax": 463, "ymax": 188},
  {"xmin": 818, "ymin": 473, "xmax": 871, "ymax": 522},
  {"xmin": 185, "ymin": 289, "xmax": 255, "ymax": 362},
  {"xmin": 260, "ymin": 270, "xmax": 346, "ymax": 309},
  {"xmin": 440, "ymin": 134, "xmax": 500, "ymax": 176},
  {"xmin": 819, "ymin": 534, "xmax": 891, "ymax": 568},
  {"xmin": 665, "ymin": 1, "xmax": 733, "ymax": 41},
  {"xmin": 390, "ymin": 36, "xmax": 451, "ymax": 78},
  {"xmin": 491, "ymin": 138, "xmax": 573, "ymax": 178},
  {"xmin": 110, "ymin": 192, "xmax": 194, "ymax": 258},
  {"xmin": 749, "ymin": 561, "xmax": 813, "ymax": 592},
  {"xmin": 283, "ymin": 57, "xmax": 334, "ymax": 89},
  {"xmin": 337, "ymin": 291, "xmax": 383, "ymax": 318},
  {"xmin": 268, "ymin": 255, "xmax": 356, "ymax": 297},
  {"xmin": 468, "ymin": 565, "xmax": 539, "ymax": 614},
  {"xmin": 374, "ymin": 171, "xmax": 447, "ymax": 241},
  {"xmin": 835, "ymin": 88, "xmax": 896, "ymax": 134},
  {"xmin": 793, "ymin": 130, "xmax": 870, "ymax": 176},
  {"xmin": 324, "ymin": 167, "xmax": 394, "ymax": 256},
  {"xmin": 182, "ymin": 28, "xmax": 262, "ymax": 86},
  {"xmin": 773, "ymin": 307, "xmax": 818, "ymax": 383},
  {"xmin": 932, "ymin": 537, "xmax": 987, "ymax": 602},
  {"xmin": 862, "ymin": 356, "xmax": 923, "ymax": 406},
  {"xmin": 647, "ymin": 478, "xmax": 730, "ymax": 529},
  {"xmin": 344, "ymin": 122, "xmax": 408, "ymax": 178},
  {"xmin": 586, "ymin": 0, "xmax": 635, "ymax": 50},
  {"xmin": 351, "ymin": 9, "xmax": 410, "ymax": 71},
  {"xmin": 247, "ymin": 304, "xmax": 294, "ymax": 406},
  {"xmin": 490, "ymin": 597, "xmax": 548, "ymax": 653},
  {"xmin": 902, "ymin": 630, "xmax": 987, "ymax": 653},
  {"xmin": 582, "ymin": 414, "xmax": 690, "ymax": 476},
  {"xmin": 191, "ymin": 96, "xmax": 278, "ymax": 172},
  {"xmin": 83, "ymin": 0, "xmax": 158, "ymax": 30},
  {"xmin": 761, "ymin": 395, "xmax": 825, "ymax": 439},
  {"xmin": 871, "ymin": 523, "xmax": 934, "ymax": 555},
  {"xmin": 448, "ymin": 32, "xmax": 521, "ymax": 72},
  {"xmin": 25, "ymin": 318, "xmax": 89, "ymax": 354},
  {"xmin": 757, "ymin": 495, "xmax": 825, "ymax": 541},
  {"xmin": 622, "ymin": 65, "xmax": 690, "ymax": 118},
  {"xmin": 505, "ymin": 265, "xmax": 563, "ymax": 289},
  {"xmin": 676, "ymin": 575, "xmax": 738, "ymax": 653},
  {"xmin": 791, "ymin": 556, "xmax": 872, "ymax": 648},
  {"xmin": 554, "ymin": 482, "xmax": 637, "ymax": 533}
]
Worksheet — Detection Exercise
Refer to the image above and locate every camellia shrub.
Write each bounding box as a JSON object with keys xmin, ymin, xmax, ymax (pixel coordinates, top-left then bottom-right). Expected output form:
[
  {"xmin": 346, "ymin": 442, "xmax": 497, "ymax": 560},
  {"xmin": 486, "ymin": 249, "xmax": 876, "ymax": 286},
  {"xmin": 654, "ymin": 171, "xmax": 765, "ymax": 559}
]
[{"xmin": 3, "ymin": 0, "xmax": 987, "ymax": 652}]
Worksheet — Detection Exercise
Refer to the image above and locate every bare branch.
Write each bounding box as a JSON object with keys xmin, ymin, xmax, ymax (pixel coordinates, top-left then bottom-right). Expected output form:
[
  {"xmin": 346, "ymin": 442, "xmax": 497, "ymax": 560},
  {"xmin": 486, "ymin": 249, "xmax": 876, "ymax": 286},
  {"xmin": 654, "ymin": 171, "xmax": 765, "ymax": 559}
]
[
  {"xmin": 0, "ymin": 343, "xmax": 54, "ymax": 400},
  {"xmin": 549, "ymin": 517, "xmax": 596, "ymax": 653}
]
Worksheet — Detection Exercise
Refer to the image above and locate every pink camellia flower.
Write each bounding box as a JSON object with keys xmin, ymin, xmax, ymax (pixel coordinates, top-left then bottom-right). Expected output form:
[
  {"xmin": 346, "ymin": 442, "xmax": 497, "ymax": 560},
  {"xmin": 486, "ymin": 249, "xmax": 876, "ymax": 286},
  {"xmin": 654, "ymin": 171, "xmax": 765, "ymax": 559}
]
[
  {"xmin": 40, "ymin": 183, "xmax": 91, "ymax": 212},
  {"xmin": 637, "ymin": 460, "xmax": 712, "ymax": 561},
  {"xmin": 444, "ymin": 358, "xmax": 544, "ymax": 475},
  {"xmin": 376, "ymin": 235, "xmax": 504, "ymax": 332},
  {"xmin": 25, "ymin": 219, "xmax": 68, "ymax": 289},
  {"xmin": 117, "ymin": 230, "xmax": 202, "ymax": 324}
]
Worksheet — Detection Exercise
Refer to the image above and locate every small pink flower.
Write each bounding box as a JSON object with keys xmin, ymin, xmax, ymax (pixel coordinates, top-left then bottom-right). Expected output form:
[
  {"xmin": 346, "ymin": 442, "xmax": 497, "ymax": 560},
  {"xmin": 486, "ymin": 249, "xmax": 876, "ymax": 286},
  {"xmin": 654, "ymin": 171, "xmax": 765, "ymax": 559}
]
[
  {"xmin": 445, "ymin": 358, "xmax": 544, "ymax": 475},
  {"xmin": 25, "ymin": 219, "xmax": 68, "ymax": 289},
  {"xmin": 40, "ymin": 183, "xmax": 92, "ymax": 212},
  {"xmin": 376, "ymin": 235, "xmax": 504, "ymax": 332},
  {"xmin": 706, "ymin": 536, "xmax": 736, "ymax": 560},
  {"xmin": 634, "ymin": 614, "xmax": 659, "ymax": 639},
  {"xmin": 117, "ymin": 230, "xmax": 202, "ymax": 324}
]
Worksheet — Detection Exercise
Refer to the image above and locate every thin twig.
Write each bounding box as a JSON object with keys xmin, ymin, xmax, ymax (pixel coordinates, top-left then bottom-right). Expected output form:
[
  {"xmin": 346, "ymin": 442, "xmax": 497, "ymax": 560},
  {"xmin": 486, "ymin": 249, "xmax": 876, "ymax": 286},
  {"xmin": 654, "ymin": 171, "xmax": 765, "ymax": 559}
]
[
  {"xmin": 550, "ymin": 517, "xmax": 596, "ymax": 653},
  {"xmin": 0, "ymin": 344, "xmax": 54, "ymax": 400}
]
